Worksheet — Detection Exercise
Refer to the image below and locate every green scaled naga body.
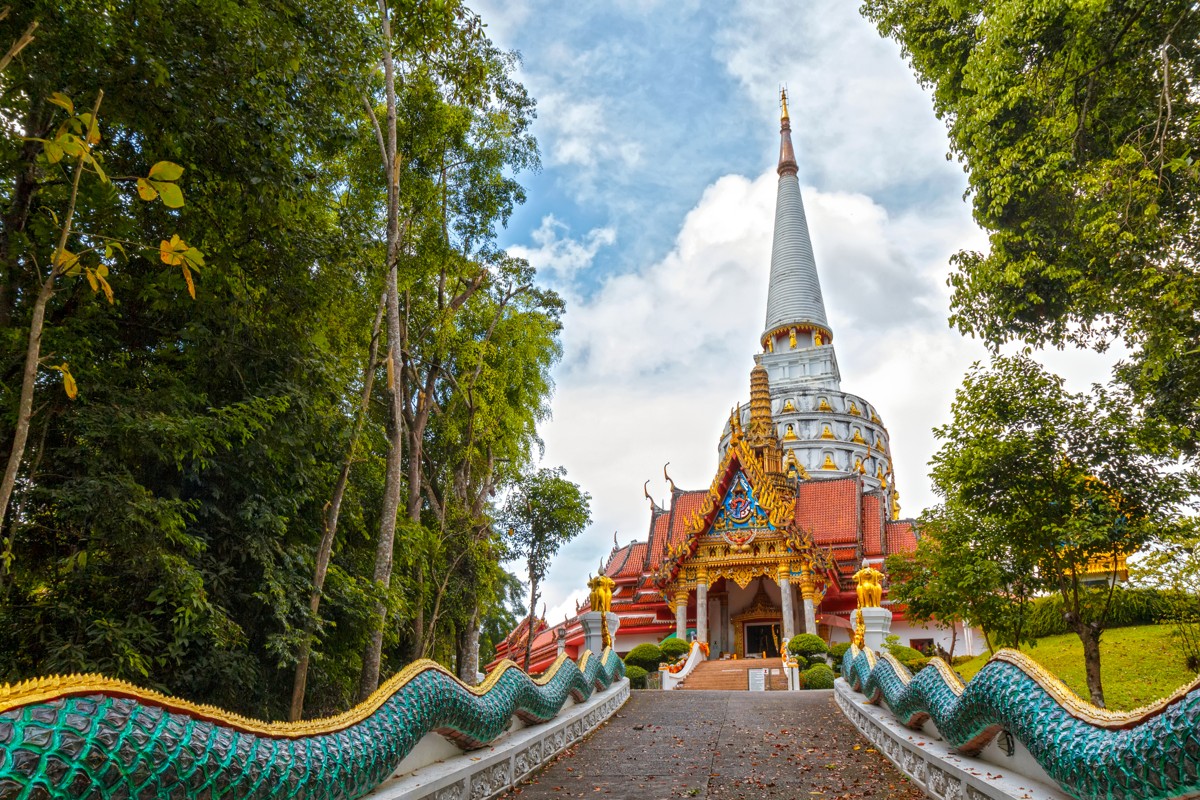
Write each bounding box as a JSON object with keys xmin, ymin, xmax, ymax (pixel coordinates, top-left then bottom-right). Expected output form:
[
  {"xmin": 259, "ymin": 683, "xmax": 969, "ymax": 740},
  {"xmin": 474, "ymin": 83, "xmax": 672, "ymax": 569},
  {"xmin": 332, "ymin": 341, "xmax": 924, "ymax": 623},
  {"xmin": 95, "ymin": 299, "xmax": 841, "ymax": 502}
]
[
  {"xmin": 0, "ymin": 648, "xmax": 624, "ymax": 799},
  {"xmin": 842, "ymin": 645, "xmax": 1200, "ymax": 800}
]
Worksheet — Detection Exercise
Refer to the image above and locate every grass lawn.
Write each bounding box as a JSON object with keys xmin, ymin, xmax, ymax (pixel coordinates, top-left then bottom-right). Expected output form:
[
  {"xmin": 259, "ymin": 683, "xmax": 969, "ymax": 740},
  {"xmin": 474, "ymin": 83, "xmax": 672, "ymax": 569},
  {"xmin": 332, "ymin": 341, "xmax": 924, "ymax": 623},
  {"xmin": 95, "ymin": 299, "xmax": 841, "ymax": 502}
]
[{"xmin": 954, "ymin": 624, "xmax": 1199, "ymax": 711}]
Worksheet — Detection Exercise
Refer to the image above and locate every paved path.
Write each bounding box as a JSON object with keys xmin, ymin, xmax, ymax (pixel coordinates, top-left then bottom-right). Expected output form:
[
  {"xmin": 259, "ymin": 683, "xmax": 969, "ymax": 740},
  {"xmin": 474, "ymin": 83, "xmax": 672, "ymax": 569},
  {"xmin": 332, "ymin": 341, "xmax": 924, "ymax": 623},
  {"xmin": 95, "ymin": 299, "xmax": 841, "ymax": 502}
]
[{"xmin": 502, "ymin": 690, "xmax": 927, "ymax": 799}]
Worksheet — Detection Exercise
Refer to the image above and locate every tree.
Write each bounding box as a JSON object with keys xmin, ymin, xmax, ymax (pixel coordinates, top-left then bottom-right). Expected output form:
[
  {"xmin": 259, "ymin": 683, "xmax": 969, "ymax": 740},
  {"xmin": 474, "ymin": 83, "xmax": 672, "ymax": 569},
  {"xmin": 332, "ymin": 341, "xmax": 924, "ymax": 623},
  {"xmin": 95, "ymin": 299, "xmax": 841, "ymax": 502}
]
[
  {"xmin": 888, "ymin": 506, "xmax": 1037, "ymax": 656},
  {"xmin": 502, "ymin": 467, "xmax": 591, "ymax": 671},
  {"xmin": 861, "ymin": 0, "xmax": 1200, "ymax": 450},
  {"xmin": 928, "ymin": 355, "xmax": 1190, "ymax": 706}
]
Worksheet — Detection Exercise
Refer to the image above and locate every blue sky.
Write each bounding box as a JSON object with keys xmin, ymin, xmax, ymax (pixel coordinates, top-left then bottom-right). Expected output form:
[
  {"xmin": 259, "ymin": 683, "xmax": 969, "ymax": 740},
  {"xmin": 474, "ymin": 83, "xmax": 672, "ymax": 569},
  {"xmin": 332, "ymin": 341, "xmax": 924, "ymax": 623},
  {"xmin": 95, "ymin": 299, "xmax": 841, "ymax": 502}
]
[{"xmin": 472, "ymin": 0, "xmax": 1122, "ymax": 622}]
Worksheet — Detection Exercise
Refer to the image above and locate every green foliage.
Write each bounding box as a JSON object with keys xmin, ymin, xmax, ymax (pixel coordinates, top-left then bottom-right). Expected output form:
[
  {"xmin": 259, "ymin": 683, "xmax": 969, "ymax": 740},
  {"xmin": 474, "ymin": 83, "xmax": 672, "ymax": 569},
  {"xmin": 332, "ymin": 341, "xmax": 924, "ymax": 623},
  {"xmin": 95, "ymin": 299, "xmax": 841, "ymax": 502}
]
[
  {"xmin": 1024, "ymin": 588, "xmax": 1182, "ymax": 639},
  {"xmin": 861, "ymin": 0, "xmax": 1200, "ymax": 451},
  {"xmin": 624, "ymin": 665, "xmax": 648, "ymax": 690},
  {"xmin": 883, "ymin": 637, "xmax": 925, "ymax": 664},
  {"xmin": 623, "ymin": 643, "xmax": 663, "ymax": 673},
  {"xmin": 903, "ymin": 657, "xmax": 930, "ymax": 674},
  {"xmin": 918, "ymin": 354, "xmax": 1192, "ymax": 705},
  {"xmin": 659, "ymin": 637, "xmax": 691, "ymax": 660},
  {"xmin": 803, "ymin": 663, "xmax": 835, "ymax": 690},
  {"xmin": 0, "ymin": 0, "xmax": 565, "ymax": 720},
  {"xmin": 829, "ymin": 642, "xmax": 851, "ymax": 661},
  {"xmin": 787, "ymin": 633, "xmax": 828, "ymax": 657}
]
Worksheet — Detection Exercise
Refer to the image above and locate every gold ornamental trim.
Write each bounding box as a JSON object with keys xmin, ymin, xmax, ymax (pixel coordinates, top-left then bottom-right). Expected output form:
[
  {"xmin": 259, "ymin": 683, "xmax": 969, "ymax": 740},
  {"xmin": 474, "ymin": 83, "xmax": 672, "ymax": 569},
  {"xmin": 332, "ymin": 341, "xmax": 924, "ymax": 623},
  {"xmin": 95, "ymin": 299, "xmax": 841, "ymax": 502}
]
[{"xmin": 0, "ymin": 648, "xmax": 613, "ymax": 740}]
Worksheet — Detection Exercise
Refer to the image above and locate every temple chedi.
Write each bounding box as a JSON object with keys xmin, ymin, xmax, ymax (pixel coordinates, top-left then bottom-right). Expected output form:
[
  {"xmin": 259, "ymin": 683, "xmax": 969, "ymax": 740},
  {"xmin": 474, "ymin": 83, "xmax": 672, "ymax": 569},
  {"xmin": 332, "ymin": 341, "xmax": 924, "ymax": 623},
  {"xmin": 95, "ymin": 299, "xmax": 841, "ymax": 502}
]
[{"xmin": 490, "ymin": 92, "xmax": 974, "ymax": 673}]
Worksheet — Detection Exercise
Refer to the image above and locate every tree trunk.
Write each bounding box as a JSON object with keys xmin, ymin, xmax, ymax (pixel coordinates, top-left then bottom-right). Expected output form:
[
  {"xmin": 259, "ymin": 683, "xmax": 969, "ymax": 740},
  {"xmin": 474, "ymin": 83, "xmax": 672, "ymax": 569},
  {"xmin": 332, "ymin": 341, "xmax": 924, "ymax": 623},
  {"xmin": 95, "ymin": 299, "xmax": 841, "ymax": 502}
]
[
  {"xmin": 357, "ymin": 0, "xmax": 405, "ymax": 703},
  {"xmin": 0, "ymin": 95, "xmax": 98, "ymax": 553},
  {"xmin": 1078, "ymin": 624, "xmax": 1105, "ymax": 707},
  {"xmin": 948, "ymin": 622, "xmax": 957, "ymax": 661},
  {"xmin": 290, "ymin": 292, "xmax": 385, "ymax": 721},
  {"xmin": 524, "ymin": 575, "xmax": 539, "ymax": 672},
  {"xmin": 457, "ymin": 606, "xmax": 480, "ymax": 683}
]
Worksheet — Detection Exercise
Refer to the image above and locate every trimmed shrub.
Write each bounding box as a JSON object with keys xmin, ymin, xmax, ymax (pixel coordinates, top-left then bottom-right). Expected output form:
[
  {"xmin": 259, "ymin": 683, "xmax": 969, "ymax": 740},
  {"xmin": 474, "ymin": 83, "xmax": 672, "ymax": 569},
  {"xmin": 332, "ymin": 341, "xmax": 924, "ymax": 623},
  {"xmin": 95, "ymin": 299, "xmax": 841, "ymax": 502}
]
[
  {"xmin": 803, "ymin": 664, "xmax": 835, "ymax": 689},
  {"xmin": 787, "ymin": 633, "xmax": 828, "ymax": 657},
  {"xmin": 903, "ymin": 657, "xmax": 930, "ymax": 674},
  {"xmin": 624, "ymin": 643, "xmax": 663, "ymax": 672},
  {"xmin": 950, "ymin": 655, "xmax": 975, "ymax": 667},
  {"xmin": 625, "ymin": 665, "xmax": 648, "ymax": 689},
  {"xmin": 659, "ymin": 637, "xmax": 692, "ymax": 660},
  {"xmin": 884, "ymin": 641, "xmax": 925, "ymax": 662},
  {"xmin": 790, "ymin": 655, "xmax": 809, "ymax": 670}
]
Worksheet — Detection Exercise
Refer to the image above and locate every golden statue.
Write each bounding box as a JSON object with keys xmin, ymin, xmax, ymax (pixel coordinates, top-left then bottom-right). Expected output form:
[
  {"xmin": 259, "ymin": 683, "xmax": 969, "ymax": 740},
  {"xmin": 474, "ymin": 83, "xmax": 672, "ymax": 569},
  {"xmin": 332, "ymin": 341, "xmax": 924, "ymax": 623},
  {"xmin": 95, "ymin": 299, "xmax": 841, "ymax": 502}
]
[
  {"xmin": 783, "ymin": 423, "xmax": 798, "ymax": 441},
  {"xmin": 820, "ymin": 453, "xmax": 837, "ymax": 470},
  {"xmin": 820, "ymin": 424, "xmax": 835, "ymax": 440},
  {"xmin": 852, "ymin": 607, "xmax": 865, "ymax": 648},
  {"xmin": 814, "ymin": 330, "xmax": 824, "ymax": 346},
  {"xmin": 587, "ymin": 573, "xmax": 617, "ymax": 649},
  {"xmin": 782, "ymin": 399, "xmax": 796, "ymax": 413},
  {"xmin": 818, "ymin": 397, "xmax": 832, "ymax": 412},
  {"xmin": 852, "ymin": 563, "xmax": 884, "ymax": 609},
  {"xmin": 851, "ymin": 428, "xmax": 865, "ymax": 444},
  {"xmin": 789, "ymin": 327, "xmax": 797, "ymax": 348},
  {"xmin": 849, "ymin": 401, "xmax": 861, "ymax": 416}
]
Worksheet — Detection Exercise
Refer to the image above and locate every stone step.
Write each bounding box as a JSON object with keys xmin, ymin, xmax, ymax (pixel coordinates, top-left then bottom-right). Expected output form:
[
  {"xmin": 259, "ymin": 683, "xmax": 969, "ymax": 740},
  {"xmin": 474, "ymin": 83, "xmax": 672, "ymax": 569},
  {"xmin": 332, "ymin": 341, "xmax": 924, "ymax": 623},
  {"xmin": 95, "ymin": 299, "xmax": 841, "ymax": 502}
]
[{"xmin": 677, "ymin": 659, "xmax": 791, "ymax": 691}]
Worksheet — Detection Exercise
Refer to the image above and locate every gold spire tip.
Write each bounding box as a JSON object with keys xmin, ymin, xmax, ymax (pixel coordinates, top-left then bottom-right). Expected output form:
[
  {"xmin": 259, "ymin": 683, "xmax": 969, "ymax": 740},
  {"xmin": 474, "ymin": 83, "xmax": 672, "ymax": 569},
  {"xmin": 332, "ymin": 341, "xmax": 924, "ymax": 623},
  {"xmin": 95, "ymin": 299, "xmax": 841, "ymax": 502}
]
[{"xmin": 780, "ymin": 86, "xmax": 790, "ymax": 121}]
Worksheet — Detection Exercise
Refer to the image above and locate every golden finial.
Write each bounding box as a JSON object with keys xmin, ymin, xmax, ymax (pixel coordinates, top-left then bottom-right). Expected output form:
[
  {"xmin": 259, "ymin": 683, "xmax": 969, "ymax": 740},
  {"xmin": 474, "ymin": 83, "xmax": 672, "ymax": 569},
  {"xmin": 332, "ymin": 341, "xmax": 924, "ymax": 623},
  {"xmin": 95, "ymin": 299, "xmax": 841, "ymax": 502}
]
[
  {"xmin": 663, "ymin": 462, "xmax": 677, "ymax": 493},
  {"xmin": 780, "ymin": 86, "xmax": 790, "ymax": 121}
]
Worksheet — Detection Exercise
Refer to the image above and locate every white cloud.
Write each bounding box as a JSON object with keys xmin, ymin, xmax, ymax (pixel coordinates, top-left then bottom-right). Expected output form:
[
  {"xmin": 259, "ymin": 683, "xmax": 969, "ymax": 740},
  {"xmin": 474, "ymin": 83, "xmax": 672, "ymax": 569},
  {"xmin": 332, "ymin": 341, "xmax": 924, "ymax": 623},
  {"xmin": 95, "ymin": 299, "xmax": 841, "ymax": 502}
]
[{"xmin": 509, "ymin": 215, "xmax": 616, "ymax": 286}]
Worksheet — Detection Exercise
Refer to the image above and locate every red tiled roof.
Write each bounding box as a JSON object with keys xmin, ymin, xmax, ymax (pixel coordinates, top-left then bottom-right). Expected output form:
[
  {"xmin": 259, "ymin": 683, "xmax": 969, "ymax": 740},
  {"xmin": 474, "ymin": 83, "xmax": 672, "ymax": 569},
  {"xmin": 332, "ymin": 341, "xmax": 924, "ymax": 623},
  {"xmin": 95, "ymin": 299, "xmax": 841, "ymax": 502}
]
[
  {"xmin": 886, "ymin": 520, "xmax": 918, "ymax": 554},
  {"xmin": 796, "ymin": 477, "xmax": 860, "ymax": 545},
  {"xmin": 861, "ymin": 493, "xmax": 884, "ymax": 557},
  {"xmin": 619, "ymin": 614, "xmax": 670, "ymax": 627},
  {"xmin": 618, "ymin": 542, "xmax": 648, "ymax": 577},
  {"xmin": 645, "ymin": 511, "xmax": 672, "ymax": 569}
]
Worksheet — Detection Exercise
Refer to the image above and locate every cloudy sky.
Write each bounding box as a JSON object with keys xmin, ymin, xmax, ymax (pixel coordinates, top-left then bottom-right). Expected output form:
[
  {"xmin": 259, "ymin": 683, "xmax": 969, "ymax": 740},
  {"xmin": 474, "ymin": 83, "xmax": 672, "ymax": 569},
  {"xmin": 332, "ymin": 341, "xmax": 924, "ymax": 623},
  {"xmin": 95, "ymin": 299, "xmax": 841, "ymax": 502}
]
[{"xmin": 471, "ymin": 0, "xmax": 1121, "ymax": 623}]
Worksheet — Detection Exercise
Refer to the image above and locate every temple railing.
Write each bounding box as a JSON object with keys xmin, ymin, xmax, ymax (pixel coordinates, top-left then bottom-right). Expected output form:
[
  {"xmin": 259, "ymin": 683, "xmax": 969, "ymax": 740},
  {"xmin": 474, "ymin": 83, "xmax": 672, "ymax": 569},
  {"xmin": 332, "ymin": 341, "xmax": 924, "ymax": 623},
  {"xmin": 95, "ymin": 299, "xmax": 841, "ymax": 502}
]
[
  {"xmin": 840, "ymin": 644, "xmax": 1200, "ymax": 800},
  {"xmin": 660, "ymin": 641, "xmax": 707, "ymax": 690},
  {"xmin": 0, "ymin": 648, "xmax": 626, "ymax": 800}
]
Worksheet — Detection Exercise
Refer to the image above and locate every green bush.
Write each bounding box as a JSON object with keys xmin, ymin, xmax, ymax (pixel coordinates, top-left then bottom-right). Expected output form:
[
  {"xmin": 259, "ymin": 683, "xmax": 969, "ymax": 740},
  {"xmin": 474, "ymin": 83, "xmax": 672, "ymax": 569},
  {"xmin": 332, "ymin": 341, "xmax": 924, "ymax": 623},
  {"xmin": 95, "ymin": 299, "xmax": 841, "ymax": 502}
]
[
  {"xmin": 787, "ymin": 633, "xmax": 828, "ymax": 657},
  {"xmin": 624, "ymin": 643, "xmax": 663, "ymax": 672},
  {"xmin": 790, "ymin": 655, "xmax": 809, "ymax": 670},
  {"xmin": 829, "ymin": 642, "xmax": 851, "ymax": 661},
  {"xmin": 625, "ymin": 665, "xmax": 648, "ymax": 689},
  {"xmin": 803, "ymin": 663, "xmax": 835, "ymax": 689},
  {"xmin": 1025, "ymin": 587, "xmax": 1185, "ymax": 639},
  {"xmin": 950, "ymin": 654, "xmax": 975, "ymax": 667},
  {"xmin": 884, "ymin": 641, "xmax": 925, "ymax": 662},
  {"xmin": 659, "ymin": 637, "xmax": 691, "ymax": 660},
  {"xmin": 903, "ymin": 657, "xmax": 930, "ymax": 674}
]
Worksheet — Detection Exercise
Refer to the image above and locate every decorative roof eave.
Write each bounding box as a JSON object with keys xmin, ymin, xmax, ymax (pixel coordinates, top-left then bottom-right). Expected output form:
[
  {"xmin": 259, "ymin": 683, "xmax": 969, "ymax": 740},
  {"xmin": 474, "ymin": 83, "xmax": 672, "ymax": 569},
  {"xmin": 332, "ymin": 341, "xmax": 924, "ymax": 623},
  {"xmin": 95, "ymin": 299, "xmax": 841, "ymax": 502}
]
[
  {"xmin": 759, "ymin": 322, "xmax": 832, "ymax": 351},
  {"xmin": 651, "ymin": 438, "xmax": 794, "ymax": 591}
]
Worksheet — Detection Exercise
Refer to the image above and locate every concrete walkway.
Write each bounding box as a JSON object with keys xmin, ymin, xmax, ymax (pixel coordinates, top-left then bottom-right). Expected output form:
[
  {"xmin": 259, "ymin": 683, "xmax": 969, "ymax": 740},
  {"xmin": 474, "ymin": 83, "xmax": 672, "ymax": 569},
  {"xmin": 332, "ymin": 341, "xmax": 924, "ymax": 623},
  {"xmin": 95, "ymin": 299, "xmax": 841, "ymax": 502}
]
[{"xmin": 502, "ymin": 690, "xmax": 927, "ymax": 799}]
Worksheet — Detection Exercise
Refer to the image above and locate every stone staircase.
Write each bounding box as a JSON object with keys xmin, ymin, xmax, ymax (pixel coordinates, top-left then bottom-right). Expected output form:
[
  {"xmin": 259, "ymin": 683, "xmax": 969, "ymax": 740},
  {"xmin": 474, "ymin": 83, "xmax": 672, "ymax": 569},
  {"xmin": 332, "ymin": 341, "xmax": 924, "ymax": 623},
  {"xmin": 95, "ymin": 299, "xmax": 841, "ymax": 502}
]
[{"xmin": 678, "ymin": 658, "xmax": 790, "ymax": 691}]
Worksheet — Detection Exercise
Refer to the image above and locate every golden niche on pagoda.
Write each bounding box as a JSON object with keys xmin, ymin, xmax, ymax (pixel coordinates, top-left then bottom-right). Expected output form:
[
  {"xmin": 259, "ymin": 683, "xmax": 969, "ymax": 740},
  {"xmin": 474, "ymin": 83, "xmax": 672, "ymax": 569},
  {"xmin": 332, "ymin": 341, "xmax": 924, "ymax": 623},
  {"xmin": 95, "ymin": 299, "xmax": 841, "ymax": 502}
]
[
  {"xmin": 821, "ymin": 453, "xmax": 837, "ymax": 470},
  {"xmin": 783, "ymin": 423, "xmax": 798, "ymax": 441},
  {"xmin": 820, "ymin": 424, "xmax": 835, "ymax": 440},
  {"xmin": 818, "ymin": 397, "xmax": 832, "ymax": 412},
  {"xmin": 851, "ymin": 428, "xmax": 866, "ymax": 444}
]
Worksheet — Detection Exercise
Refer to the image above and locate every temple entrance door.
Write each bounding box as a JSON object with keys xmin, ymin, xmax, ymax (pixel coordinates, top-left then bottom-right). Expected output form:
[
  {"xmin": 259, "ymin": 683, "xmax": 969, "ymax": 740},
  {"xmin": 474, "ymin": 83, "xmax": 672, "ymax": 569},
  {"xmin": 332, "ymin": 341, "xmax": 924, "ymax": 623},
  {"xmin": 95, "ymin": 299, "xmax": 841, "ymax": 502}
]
[{"xmin": 744, "ymin": 623, "xmax": 781, "ymax": 658}]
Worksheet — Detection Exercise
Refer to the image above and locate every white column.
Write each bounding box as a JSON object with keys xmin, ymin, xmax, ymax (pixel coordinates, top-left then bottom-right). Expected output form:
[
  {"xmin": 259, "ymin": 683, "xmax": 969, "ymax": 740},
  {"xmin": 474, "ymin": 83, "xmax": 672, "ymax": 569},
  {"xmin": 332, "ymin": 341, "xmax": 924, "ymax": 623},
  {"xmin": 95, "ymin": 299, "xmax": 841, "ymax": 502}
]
[
  {"xmin": 800, "ymin": 569, "xmax": 817, "ymax": 635},
  {"xmin": 675, "ymin": 590, "xmax": 688, "ymax": 640},
  {"xmin": 696, "ymin": 580, "xmax": 709, "ymax": 644},
  {"xmin": 777, "ymin": 565, "xmax": 795, "ymax": 641},
  {"xmin": 719, "ymin": 595, "xmax": 729, "ymax": 654}
]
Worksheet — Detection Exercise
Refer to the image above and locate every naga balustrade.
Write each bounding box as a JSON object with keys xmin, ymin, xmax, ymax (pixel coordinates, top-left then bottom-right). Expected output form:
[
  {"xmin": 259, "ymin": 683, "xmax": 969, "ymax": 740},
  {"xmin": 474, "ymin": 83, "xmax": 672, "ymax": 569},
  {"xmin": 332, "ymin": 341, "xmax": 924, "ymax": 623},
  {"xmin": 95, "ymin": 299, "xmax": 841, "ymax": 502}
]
[
  {"xmin": 841, "ymin": 644, "xmax": 1200, "ymax": 800},
  {"xmin": 0, "ymin": 648, "xmax": 625, "ymax": 799}
]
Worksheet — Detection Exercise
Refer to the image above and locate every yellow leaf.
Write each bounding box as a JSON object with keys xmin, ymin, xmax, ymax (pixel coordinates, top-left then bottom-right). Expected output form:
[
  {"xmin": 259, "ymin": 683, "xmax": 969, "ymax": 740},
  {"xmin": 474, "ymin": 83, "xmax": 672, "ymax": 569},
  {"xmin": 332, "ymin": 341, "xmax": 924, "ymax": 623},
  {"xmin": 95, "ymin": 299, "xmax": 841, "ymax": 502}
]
[
  {"xmin": 48, "ymin": 92, "xmax": 74, "ymax": 115},
  {"xmin": 98, "ymin": 274, "xmax": 114, "ymax": 304},
  {"xmin": 53, "ymin": 248, "xmax": 80, "ymax": 275},
  {"xmin": 182, "ymin": 264, "xmax": 195, "ymax": 299},
  {"xmin": 148, "ymin": 161, "xmax": 184, "ymax": 181},
  {"xmin": 160, "ymin": 234, "xmax": 186, "ymax": 266},
  {"xmin": 55, "ymin": 363, "xmax": 78, "ymax": 400},
  {"xmin": 137, "ymin": 178, "xmax": 159, "ymax": 202},
  {"xmin": 153, "ymin": 180, "xmax": 184, "ymax": 208},
  {"xmin": 85, "ymin": 267, "xmax": 98, "ymax": 292}
]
